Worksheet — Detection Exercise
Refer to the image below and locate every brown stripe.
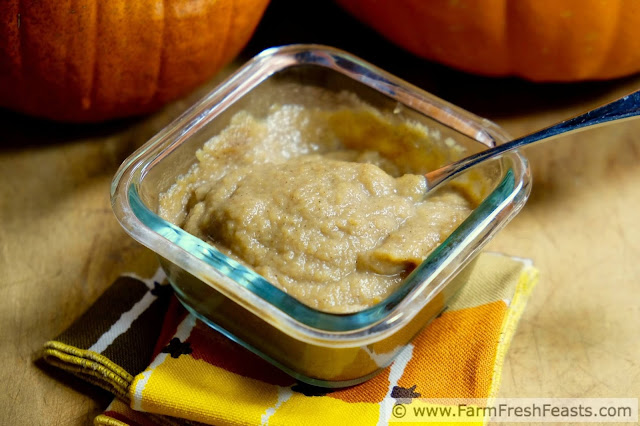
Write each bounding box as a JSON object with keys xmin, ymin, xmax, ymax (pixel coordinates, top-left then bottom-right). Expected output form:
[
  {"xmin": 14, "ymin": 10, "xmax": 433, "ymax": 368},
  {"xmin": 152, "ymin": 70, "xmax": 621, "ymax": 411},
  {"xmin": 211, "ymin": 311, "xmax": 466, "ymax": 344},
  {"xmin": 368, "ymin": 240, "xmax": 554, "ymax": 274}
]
[
  {"xmin": 101, "ymin": 287, "xmax": 172, "ymax": 375},
  {"xmin": 56, "ymin": 276, "xmax": 151, "ymax": 349}
]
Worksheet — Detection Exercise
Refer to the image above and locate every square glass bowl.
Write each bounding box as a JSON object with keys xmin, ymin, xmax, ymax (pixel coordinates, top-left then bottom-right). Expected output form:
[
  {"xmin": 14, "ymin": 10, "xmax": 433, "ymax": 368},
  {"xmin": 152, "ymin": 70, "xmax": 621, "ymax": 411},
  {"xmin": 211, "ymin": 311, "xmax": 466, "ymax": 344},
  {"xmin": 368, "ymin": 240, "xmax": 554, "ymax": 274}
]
[{"xmin": 111, "ymin": 45, "xmax": 531, "ymax": 388}]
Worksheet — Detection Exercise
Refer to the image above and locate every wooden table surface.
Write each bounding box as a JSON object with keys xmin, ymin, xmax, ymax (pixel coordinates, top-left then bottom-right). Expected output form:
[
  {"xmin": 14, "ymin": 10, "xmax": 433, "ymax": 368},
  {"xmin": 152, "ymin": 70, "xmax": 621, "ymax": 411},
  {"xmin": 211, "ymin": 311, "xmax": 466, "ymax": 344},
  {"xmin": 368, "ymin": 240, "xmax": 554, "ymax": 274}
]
[{"xmin": 2, "ymin": 2, "xmax": 639, "ymax": 424}]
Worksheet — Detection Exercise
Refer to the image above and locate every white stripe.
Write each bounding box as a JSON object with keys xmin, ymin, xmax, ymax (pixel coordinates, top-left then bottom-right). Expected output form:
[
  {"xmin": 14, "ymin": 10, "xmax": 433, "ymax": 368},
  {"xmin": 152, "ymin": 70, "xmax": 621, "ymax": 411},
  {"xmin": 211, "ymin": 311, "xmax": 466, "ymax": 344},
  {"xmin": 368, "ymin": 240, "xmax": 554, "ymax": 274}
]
[
  {"xmin": 89, "ymin": 267, "xmax": 168, "ymax": 354},
  {"xmin": 88, "ymin": 291, "xmax": 156, "ymax": 354},
  {"xmin": 131, "ymin": 315, "xmax": 197, "ymax": 411},
  {"xmin": 131, "ymin": 354, "xmax": 168, "ymax": 412},
  {"xmin": 122, "ymin": 267, "xmax": 167, "ymax": 290},
  {"xmin": 377, "ymin": 344, "xmax": 414, "ymax": 426},
  {"xmin": 260, "ymin": 386, "xmax": 294, "ymax": 425}
]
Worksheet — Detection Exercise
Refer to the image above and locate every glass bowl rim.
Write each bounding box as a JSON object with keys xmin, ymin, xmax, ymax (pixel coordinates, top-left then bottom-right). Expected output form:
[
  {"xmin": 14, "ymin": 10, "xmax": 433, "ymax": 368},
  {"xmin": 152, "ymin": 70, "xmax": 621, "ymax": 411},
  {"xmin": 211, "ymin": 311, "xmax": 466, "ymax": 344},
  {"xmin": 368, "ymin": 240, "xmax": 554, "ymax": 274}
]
[{"xmin": 111, "ymin": 44, "xmax": 531, "ymax": 344}]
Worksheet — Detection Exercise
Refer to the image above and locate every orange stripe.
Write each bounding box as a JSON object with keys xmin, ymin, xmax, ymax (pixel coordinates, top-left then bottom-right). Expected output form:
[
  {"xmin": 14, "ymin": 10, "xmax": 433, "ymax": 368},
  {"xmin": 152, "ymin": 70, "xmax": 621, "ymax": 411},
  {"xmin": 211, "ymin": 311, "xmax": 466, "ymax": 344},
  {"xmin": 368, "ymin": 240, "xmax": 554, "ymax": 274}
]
[{"xmin": 398, "ymin": 301, "xmax": 508, "ymax": 398}]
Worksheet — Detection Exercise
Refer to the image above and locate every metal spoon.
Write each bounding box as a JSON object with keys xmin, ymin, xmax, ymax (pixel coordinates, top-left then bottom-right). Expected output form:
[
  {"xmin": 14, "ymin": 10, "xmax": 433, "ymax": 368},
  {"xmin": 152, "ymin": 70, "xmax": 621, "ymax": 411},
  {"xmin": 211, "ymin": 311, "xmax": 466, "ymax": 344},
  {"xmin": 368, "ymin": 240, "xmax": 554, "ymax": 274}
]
[{"xmin": 425, "ymin": 89, "xmax": 640, "ymax": 191}]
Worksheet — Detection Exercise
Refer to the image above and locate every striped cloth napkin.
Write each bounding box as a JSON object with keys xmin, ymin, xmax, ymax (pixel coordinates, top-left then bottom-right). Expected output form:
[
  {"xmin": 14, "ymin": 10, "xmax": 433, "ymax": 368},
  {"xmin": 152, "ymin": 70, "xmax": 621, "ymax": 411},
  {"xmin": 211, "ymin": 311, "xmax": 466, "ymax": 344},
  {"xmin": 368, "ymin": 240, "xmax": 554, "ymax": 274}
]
[{"xmin": 41, "ymin": 252, "xmax": 537, "ymax": 425}]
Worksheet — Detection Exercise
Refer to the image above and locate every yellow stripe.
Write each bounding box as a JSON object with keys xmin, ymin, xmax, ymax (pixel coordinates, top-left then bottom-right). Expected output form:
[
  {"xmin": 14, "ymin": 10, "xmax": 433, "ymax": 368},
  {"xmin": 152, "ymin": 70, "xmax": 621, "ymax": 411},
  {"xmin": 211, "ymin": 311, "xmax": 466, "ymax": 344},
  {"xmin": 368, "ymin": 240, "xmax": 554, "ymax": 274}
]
[
  {"xmin": 270, "ymin": 392, "xmax": 380, "ymax": 426},
  {"xmin": 132, "ymin": 354, "xmax": 282, "ymax": 424},
  {"xmin": 447, "ymin": 253, "xmax": 529, "ymax": 312},
  {"xmin": 486, "ymin": 265, "xmax": 539, "ymax": 407}
]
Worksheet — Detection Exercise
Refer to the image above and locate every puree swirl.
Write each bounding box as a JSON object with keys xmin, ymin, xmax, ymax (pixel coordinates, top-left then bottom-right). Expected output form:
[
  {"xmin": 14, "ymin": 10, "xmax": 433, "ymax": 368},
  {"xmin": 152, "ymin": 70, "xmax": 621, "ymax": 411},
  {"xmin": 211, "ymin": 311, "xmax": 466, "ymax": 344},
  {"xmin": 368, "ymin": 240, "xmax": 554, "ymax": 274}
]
[{"xmin": 159, "ymin": 100, "xmax": 474, "ymax": 313}]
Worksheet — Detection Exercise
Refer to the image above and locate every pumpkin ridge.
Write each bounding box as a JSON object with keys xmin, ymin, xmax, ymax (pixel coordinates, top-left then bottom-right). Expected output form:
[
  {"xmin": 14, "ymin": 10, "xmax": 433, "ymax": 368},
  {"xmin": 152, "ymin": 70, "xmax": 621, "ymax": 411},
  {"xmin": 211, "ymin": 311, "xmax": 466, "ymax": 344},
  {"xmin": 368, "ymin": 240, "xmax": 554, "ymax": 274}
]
[
  {"xmin": 88, "ymin": 0, "xmax": 100, "ymax": 115},
  {"xmin": 202, "ymin": 0, "xmax": 230, "ymax": 87},
  {"xmin": 152, "ymin": 0, "xmax": 166, "ymax": 106},
  {"xmin": 598, "ymin": 0, "xmax": 624, "ymax": 79},
  {"xmin": 67, "ymin": 0, "xmax": 97, "ymax": 113},
  {"xmin": 220, "ymin": 0, "xmax": 236, "ymax": 66},
  {"xmin": 337, "ymin": 0, "xmax": 640, "ymax": 82},
  {"xmin": 218, "ymin": 0, "xmax": 236, "ymax": 65},
  {"xmin": 405, "ymin": 0, "xmax": 424, "ymax": 57},
  {"xmin": 16, "ymin": 0, "xmax": 24, "ymax": 108},
  {"xmin": 62, "ymin": 0, "xmax": 73, "ymax": 111},
  {"xmin": 503, "ymin": 0, "xmax": 513, "ymax": 76},
  {"xmin": 0, "ymin": 0, "xmax": 270, "ymax": 121}
]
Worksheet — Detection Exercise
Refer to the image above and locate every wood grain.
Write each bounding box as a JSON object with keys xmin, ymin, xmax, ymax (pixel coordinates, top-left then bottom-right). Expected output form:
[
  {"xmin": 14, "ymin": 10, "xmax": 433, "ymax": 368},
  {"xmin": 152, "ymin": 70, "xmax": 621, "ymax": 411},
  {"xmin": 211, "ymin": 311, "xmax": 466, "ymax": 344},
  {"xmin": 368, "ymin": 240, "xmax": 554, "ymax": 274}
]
[{"xmin": 490, "ymin": 90, "xmax": 640, "ymax": 400}]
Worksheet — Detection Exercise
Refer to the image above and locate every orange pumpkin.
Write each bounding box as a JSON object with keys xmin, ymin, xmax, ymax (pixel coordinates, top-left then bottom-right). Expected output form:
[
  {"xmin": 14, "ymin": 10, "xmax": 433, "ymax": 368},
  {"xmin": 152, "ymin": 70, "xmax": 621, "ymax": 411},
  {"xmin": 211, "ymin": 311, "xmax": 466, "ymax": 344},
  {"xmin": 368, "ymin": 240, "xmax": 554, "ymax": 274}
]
[
  {"xmin": 0, "ymin": 0, "xmax": 269, "ymax": 122},
  {"xmin": 336, "ymin": 0, "xmax": 640, "ymax": 82}
]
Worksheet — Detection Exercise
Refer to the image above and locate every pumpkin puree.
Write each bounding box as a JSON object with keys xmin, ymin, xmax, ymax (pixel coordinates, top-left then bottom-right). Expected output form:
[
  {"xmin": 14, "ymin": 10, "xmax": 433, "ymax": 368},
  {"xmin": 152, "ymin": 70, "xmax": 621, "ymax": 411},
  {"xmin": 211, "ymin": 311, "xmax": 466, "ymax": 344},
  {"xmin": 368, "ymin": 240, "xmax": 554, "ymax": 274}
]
[{"xmin": 159, "ymin": 94, "xmax": 474, "ymax": 313}]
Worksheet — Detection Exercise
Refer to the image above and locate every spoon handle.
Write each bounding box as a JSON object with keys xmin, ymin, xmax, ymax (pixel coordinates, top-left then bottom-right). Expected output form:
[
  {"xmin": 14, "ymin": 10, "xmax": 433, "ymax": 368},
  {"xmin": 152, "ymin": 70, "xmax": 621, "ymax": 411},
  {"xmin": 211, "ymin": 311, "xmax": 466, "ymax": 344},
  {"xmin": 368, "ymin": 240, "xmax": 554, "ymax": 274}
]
[{"xmin": 425, "ymin": 89, "xmax": 640, "ymax": 190}]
